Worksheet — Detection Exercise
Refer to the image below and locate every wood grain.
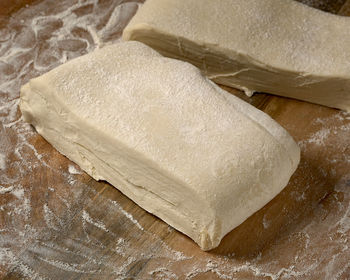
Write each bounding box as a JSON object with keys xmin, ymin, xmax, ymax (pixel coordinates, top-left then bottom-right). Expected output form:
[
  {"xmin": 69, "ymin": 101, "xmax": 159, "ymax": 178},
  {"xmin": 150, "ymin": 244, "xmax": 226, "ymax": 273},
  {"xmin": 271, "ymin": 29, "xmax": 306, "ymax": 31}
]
[{"xmin": 0, "ymin": 0, "xmax": 349, "ymax": 279}]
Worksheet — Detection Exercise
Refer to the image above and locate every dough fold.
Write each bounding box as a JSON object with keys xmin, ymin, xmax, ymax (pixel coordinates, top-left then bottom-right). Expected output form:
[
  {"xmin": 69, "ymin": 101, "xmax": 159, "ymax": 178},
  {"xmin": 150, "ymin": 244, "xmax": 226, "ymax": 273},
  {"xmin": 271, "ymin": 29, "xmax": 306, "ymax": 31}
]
[
  {"xmin": 123, "ymin": 0, "xmax": 350, "ymax": 111},
  {"xmin": 20, "ymin": 41, "xmax": 300, "ymax": 250}
]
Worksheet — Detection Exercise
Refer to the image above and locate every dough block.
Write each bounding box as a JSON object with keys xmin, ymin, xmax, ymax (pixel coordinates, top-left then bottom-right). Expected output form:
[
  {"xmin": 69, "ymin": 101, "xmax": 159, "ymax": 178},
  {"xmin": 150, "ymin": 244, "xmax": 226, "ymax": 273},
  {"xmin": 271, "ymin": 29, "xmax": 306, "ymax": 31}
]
[
  {"xmin": 123, "ymin": 0, "xmax": 350, "ymax": 111},
  {"xmin": 20, "ymin": 41, "xmax": 300, "ymax": 250}
]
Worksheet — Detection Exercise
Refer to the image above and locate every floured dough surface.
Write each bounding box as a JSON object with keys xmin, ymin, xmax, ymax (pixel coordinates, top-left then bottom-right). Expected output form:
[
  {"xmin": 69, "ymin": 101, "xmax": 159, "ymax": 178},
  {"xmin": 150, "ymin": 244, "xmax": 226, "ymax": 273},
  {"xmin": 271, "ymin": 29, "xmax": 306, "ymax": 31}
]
[
  {"xmin": 123, "ymin": 0, "xmax": 350, "ymax": 111},
  {"xmin": 20, "ymin": 41, "xmax": 300, "ymax": 250}
]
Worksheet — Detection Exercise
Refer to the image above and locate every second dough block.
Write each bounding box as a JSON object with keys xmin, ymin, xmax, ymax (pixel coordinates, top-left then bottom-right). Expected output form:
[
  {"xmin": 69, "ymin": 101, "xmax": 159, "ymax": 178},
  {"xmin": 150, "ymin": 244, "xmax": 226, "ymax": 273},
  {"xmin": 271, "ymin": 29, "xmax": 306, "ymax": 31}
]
[{"xmin": 123, "ymin": 0, "xmax": 350, "ymax": 111}]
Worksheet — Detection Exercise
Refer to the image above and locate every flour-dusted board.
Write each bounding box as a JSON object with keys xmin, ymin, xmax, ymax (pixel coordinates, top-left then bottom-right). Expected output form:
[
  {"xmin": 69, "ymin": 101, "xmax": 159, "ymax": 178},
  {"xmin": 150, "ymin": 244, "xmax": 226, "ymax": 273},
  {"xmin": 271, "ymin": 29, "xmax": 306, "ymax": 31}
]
[{"xmin": 0, "ymin": 0, "xmax": 349, "ymax": 279}]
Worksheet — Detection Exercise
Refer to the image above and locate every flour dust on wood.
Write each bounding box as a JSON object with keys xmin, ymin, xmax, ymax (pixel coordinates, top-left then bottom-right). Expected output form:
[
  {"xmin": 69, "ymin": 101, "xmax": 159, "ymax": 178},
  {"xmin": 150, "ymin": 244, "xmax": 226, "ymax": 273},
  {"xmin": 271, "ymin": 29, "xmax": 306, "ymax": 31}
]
[{"xmin": 0, "ymin": 0, "xmax": 349, "ymax": 279}]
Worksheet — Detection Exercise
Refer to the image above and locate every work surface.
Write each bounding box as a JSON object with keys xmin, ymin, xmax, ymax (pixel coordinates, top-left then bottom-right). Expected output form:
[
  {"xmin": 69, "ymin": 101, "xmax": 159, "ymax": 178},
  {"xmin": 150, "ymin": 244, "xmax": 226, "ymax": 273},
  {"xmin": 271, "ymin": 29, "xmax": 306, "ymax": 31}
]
[{"xmin": 0, "ymin": 0, "xmax": 349, "ymax": 279}]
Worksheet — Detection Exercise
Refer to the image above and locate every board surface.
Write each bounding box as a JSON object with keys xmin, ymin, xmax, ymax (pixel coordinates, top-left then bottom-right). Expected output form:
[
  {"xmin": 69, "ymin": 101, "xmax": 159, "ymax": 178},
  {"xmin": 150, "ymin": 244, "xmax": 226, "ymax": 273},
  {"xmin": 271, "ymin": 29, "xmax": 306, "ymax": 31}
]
[{"xmin": 0, "ymin": 0, "xmax": 349, "ymax": 279}]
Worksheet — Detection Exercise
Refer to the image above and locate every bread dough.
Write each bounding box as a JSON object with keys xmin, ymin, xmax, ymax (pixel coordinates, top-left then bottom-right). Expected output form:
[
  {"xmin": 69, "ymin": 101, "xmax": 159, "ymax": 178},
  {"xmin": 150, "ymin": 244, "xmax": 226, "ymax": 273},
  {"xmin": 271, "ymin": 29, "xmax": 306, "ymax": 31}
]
[
  {"xmin": 123, "ymin": 0, "xmax": 350, "ymax": 111},
  {"xmin": 20, "ymin": 41, "xmax": 300, "ymax": 250}
]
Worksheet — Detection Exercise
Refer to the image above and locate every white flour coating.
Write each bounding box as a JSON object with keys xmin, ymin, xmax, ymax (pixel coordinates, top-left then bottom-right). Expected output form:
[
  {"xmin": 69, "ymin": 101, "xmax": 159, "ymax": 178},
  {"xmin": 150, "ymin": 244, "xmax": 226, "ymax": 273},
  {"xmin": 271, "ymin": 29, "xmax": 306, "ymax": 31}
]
[
  {"xmin": 11, "ymin": 185, "xmax": 25, "ymax": 199},
  {"xmin": 110, "ymin": 200, "xmax": 144, "ymax": 231},
  {"xmin": 148, "ymin": 267, "xmax": 178, "ymax": 279},
  {"xmin": 0, "ymin": 0, "xmax": 349, "ymax": 279},
  {"xmin": 43, "ymin": 203, "xmax": 64, "ymax": 231},
  {"xmin": 37, "ymin": 257, "xmax": 101, "ymax": 274},
  {"xmin": 82, "ymin": 210, "xmax": 110, "ymax": 233},
  {"xmin": 0, "ymin": 185, "xmax": 14, "ymax": 194},
  {"xmin": 0, "ymin": 249, "xmax": 46, "ymax": 280},
  {"xmin": 114, "ymin": 237, "xmax": 127, "ymax": 256},
  {"xmin": 263, "ymin": 214, "xmax": 271, "ymax": 229},
  {"xmin": 299, "ymin": 127, "xmax": 331, "ymax": 146},
  {"xmin": 0, "ymin": 153, "xmax": 6, "ymax": 170},
  {"xmin": 68, "ymin": 164, "xmax": 83, "ymax": 175}
]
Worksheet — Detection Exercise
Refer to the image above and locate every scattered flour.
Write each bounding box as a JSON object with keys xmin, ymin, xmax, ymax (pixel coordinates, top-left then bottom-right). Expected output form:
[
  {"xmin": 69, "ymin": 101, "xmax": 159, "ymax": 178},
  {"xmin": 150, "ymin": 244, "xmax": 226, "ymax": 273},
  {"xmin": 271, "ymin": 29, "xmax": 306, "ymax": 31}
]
[
  {"xmin": 68, "ymin": 164, "xmax": 82, "ymax": 175},
  {"xmin": 82, "ymin": 210, "xmax": 109, "ymax": 233},
  {"xmin": 37, "ymin": 257, "xmax": 100, "ymax": 274},
  {"xmin": 0, "ymin": 153, "xmax": 6, "ymax": 170},
  {"xmin": 11, "ymin": 186, "xmax": 24, "ymax": 199},
  {"xmin": 43, "ymin": 203, "xmax": 62, "ymax": 231},
  {"xmin": 114, "ymin": 237, "xmax": 127, "ymax": 256},
  {"xmin": 149, "ymin": 267, "xmax": 178, "ymax": 279},
  {"xmin": 305, "ymin": 128, "xmax": 331, "ymax": 146},
  {"xmin": 111, "ymin": 200, "xmax": 144, "ymax": 231},
  {"xmin": 262, "ymin": 214, "xmax": 271, "ymax": 229},
  {"xmin": 0, "ymin": 0, "xmax": 349, "ymax": 279},
  {"xmin": 0, "ymin": 185, "xmax": 14, "ymax": 194}
]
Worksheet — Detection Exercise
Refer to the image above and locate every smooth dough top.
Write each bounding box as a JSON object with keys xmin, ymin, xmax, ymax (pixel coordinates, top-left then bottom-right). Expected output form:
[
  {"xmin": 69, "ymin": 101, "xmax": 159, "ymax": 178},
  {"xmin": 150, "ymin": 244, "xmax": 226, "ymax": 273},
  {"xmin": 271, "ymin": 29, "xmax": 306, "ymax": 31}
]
[{"xmin": 123, "ymin": 0, "xmax": 350, "ymax": 77}]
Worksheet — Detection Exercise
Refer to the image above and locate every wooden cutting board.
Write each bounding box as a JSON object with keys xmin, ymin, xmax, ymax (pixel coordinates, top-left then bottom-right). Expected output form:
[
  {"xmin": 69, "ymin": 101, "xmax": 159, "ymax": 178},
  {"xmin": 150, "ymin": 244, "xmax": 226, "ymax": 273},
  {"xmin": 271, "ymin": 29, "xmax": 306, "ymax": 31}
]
[{"xmin": 0, "ymin": 0, "xmax": 349, "ymax": 279}]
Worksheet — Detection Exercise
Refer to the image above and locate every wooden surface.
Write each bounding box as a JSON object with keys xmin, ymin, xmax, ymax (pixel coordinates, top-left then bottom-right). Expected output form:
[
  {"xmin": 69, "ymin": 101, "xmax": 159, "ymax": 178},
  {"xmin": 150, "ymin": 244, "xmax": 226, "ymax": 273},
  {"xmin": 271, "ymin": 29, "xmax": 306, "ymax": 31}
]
[{"xmin": 0, "ymin": 0, "xmax": 349, "ymax": 279}]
